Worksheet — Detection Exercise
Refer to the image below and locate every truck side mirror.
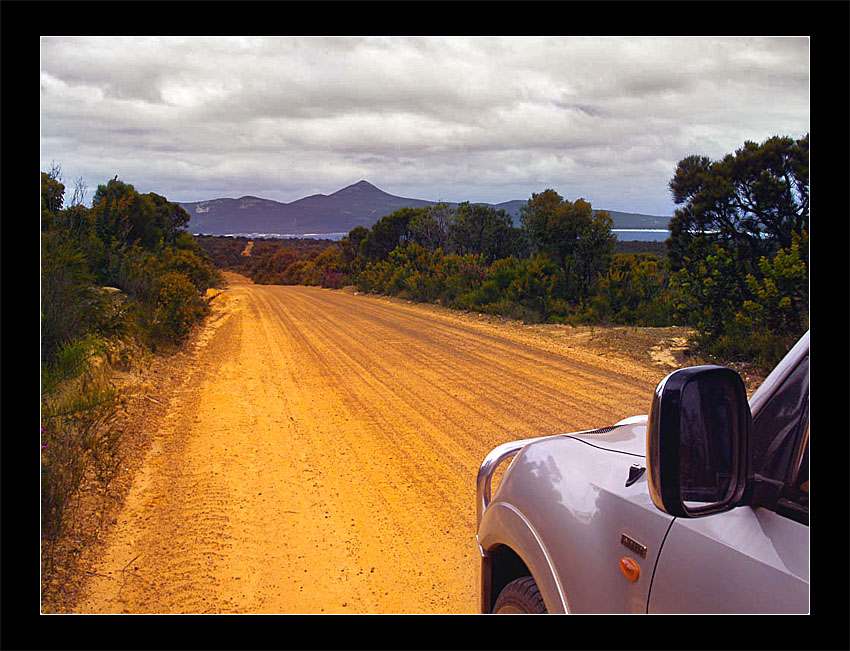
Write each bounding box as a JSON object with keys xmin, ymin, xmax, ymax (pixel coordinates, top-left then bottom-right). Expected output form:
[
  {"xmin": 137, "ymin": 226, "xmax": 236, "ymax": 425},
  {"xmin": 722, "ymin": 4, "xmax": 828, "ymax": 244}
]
[{"xmin": 646, "ymin": 366, "xmax": 750, "ymax": 517}]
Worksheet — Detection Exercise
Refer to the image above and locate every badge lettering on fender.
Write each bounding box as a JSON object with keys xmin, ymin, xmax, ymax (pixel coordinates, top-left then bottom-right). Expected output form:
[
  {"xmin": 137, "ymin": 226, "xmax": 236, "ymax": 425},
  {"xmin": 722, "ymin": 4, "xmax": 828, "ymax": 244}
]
[{"xmin": 620, "ymin": 534, "xmax": 647, "ymax": 558}]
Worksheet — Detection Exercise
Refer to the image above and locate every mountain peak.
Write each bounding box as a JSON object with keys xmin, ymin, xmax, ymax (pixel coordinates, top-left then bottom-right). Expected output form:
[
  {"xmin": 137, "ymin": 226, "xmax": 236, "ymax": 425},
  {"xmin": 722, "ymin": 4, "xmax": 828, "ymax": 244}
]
[
  {"xmin": 330, "ymin": 179, "xmax": 384, "ymax": 197},
  {"xmin": 344, "ymin": 179, "xmax": 379, "ymax": 191},
  {"xmin": 179, "ymin": 182, "xmax": 670, "ymax": 236}
]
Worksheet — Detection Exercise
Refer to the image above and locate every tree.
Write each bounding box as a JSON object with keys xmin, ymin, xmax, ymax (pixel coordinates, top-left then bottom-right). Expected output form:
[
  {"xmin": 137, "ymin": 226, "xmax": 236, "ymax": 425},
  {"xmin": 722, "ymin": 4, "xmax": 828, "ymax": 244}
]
[
  {"xmin": 91, "ymin": 178, "xmax": 153, "ymax": 247},
  {"xmin": 520, "ymin": 190, "xmax": 615, "ymax": 301},
  {"xmin": 338, "ymin": 225, "xmax": 371, "ymax": 276},
  {"xmin": 90, "ymin": 180, "xmax": 190, "ymax": 250},
  {"xmin": 666, "ymin": 135, "xmax": 809, "ymax": 368},
  {"xmin": 69, "ymin": 176, "xmax": 88, "ymax": 208},
  {"xmin": 409, "ymin": 202, "xmax": 454, "ymax": 253},
  {"xmin": 738, "ymin": 230, "xmax": 809, "ymax": 364},
  {"xmin": 667, "ymin": 134, "xmax": 809, "ymax": 271},
  {"xmin": 64, "ymin": 176, "xmax": 91, "ymax": 234},
  {"xmin": 362, "ymin": 207, "xmax": 420, "ymax": 261},
  {"xmin": 41, "ymin": 167, "xmax": 65, "ymax": 230},
  {"xmin": 146, "ymin": 192, "xmax": 191, "ymax": 243},
  {"xmin": 448, "ymin": 202, "xmax": 519, "ymax": 263},
  {"xmin": 590, "ymin": 254, "xmax": 672, "ymax": 326}
]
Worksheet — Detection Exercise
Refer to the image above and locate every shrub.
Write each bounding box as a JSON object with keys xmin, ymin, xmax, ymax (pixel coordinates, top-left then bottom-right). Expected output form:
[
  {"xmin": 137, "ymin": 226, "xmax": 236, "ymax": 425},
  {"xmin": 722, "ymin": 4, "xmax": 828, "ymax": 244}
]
[
  {"xmin": 157, "ymin": 246, "xmax": 219, "ymax": 292},
  {"xmin": 41, "ymin": 231, "xmax": 97, "ymax": 365},
  {"xmin": 41, "ymin": 336, "xmax": 123, "ymax": 566},
  {"xmin": 117, "ymin": 246, "xmax": 162, "ymax": 302},
  {"xmin": 40, "ymin": 168, "xmax": 227, "ymax": 583},
  {"xmin": 250, "ymin": 246, "xmax": 302, "ymax": 284},
  {"xmin": 321, "ymin": 271, "xmax": 348, "ymax": 289},
  {"xmin": 502, "ymin": 254, "xmax": 559, "ymax": 322},
  {"xmin": 740, "ymin": 231, "xmax": 808, "ymax": 336},
  {"xmin": 669, "ymin": 232, "xmax": 808, "ymax": 369},
  {"xmin": 281, "ymin": 259, "xmax": 313, "ymax": 285},
  {"xmin": 587, "ymin": 254, "xmax": 673, "ymax": 326},
  {"xmin": 152, "ymin": 271, "xmax": 204, "ymax": 344}
]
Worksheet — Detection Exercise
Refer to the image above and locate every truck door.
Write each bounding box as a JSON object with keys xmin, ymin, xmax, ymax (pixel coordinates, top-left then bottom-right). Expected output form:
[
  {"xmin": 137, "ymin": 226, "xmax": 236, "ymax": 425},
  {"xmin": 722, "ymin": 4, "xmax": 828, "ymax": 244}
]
[
  {"xmin": 648, "ymin": 350, "xmax": 809, "ymax": 613},
  {"xmin": 647, "ymin": 498, "xmax": 808, "ymax": 613}
]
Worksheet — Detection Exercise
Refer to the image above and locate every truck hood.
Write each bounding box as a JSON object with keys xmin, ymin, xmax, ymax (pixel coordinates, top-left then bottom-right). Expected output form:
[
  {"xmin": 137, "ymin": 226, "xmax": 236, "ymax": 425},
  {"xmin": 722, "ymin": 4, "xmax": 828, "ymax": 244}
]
[{"xmin": 565, "ymin": 415, "xmax": 648, "ymax": 458}]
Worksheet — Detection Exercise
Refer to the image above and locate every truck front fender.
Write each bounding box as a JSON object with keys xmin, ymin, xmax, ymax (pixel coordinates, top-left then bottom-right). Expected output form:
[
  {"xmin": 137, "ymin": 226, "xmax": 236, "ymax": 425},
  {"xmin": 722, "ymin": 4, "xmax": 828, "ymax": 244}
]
[
  {"xmin": 477, "ymin": 500, "xmax": 568, "ymax": 614},
  {"xmin": 478, "ymin": 433, "xmax": 674, "ymax": 613}
]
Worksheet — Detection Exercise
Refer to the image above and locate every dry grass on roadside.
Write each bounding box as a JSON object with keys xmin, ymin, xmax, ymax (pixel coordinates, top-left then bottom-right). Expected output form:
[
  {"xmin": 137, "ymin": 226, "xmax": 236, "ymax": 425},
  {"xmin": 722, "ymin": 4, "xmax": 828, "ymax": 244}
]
[{"xmin": 40, "ymin": 338, "xmax": 195, "ymax": 613}]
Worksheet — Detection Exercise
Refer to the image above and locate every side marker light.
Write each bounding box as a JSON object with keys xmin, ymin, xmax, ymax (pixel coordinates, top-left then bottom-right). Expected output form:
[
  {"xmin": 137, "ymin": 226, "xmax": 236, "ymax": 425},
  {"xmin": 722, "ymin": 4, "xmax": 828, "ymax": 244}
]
[{"xmin": 619, "ymin": 557, "xmax": 640, "ymax": 582}]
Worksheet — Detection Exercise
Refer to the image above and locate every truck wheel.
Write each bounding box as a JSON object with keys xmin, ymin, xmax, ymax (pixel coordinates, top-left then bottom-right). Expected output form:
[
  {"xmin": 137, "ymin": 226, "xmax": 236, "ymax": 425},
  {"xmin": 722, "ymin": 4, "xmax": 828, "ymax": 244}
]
[{"xmin": 493, "ymin": 576, "xmax": 547, "ymax": 614}]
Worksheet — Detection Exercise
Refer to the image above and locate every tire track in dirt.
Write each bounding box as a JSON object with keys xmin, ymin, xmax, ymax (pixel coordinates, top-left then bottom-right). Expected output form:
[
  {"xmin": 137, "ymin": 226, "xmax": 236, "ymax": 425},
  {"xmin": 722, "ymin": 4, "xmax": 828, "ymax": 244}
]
[
  {"xmin": 243, "ymin": 286, "xmax": 472, "ymax": 612},
  {"xmin": 74, "ymin": 273, "xmax": 669, "ymax": 614},
  {"xmin": 266, "ymin": 287, "xmax": 653, "ymax": 456}
]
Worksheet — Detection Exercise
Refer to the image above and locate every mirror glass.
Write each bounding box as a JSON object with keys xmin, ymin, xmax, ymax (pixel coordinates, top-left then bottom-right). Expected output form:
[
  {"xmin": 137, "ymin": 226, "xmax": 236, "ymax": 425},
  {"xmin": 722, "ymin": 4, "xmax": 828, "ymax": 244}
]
[{"xmin": 678, "ymin": 372, "xmax": 740, "ymax": 509}]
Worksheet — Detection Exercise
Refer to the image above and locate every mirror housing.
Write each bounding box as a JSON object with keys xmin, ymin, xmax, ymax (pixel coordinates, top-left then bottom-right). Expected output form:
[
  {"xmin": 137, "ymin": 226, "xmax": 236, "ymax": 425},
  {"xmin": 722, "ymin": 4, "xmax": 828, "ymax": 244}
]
[{"xmin": 647, "ymin": 365, "xmax": 750, "ymax": 518}]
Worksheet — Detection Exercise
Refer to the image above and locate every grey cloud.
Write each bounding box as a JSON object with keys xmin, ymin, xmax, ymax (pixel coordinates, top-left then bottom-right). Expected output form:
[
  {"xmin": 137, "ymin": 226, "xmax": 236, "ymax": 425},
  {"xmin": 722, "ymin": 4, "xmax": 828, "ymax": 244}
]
[{"xmin": 40, "ymin": 36, "xmax": 808, "ymax": 214}]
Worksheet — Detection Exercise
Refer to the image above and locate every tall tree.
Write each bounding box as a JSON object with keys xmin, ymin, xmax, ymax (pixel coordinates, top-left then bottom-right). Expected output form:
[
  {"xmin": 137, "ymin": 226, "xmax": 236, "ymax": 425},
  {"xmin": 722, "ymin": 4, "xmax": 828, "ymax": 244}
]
[
  {"xmin": 90, "ymin": 179, "xmax": 192, "ymax": 251},
  {"xmin": 667, "ymin": 134, "xmax": 809, "ymax": 270},
  {"xmin": 666, "ymin": 135, "xmax": 809, "ymax": 367},
  {"xmin": 409, "ymin": 202, "xmax": 454, "ymax": 253},
  {"xmin": 146, "ymin": 192, "xmax": 191, "ymax": 243},
  {"xmin": 41, "ymin": 168, "xmax": 65, "ymax": 230},
  {"xmin": 91, "ymin": 178, "xmax": 152, "ymax": 246},
  {"xmin": 448, "ymin": 202, "xmax": 518, "ymax": 263},
  {"xmin": 339, "ymin": 225, "xmax": 371, "ymax": 264},
  {"xmin": 362, "ymin": 207, "xmax": 420, "ymax": 261},
  {"xmin": 520, "ymin": 190, "xmax": 615, "ymax": 300}
]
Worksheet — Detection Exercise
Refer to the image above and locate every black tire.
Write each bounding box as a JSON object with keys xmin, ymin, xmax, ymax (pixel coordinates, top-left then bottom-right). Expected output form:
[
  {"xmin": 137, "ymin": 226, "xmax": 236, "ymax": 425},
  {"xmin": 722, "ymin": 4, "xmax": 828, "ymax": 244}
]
[{"xmin": 492, "ymin": 576, "xmax": 547, "ymax": 614}]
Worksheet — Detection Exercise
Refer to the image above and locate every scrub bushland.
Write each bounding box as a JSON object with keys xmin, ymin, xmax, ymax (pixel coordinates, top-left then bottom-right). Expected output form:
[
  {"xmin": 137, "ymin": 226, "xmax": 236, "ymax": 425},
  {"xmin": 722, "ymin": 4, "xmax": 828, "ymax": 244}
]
[
  {"xmin": 226, "ymin": 135, "xmax": 807, "ymax": 371},
  {"xmin": 40, "ymin": 165, "xmax": 222, "ymax": 578}
]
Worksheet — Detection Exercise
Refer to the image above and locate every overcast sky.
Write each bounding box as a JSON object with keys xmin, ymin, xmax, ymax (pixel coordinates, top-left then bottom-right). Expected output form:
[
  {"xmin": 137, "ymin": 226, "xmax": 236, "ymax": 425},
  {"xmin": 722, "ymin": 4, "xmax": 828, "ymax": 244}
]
[{"xmin": 40, "ymin": 36, "xmax": 809, "ymax": 216}]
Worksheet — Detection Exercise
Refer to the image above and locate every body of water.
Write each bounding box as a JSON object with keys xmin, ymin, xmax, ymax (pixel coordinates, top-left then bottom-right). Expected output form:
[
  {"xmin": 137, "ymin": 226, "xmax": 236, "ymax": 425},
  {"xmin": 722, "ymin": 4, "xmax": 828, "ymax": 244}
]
[
  {"xmin": 199, "ymin": 229, "xmax": 671, "ymax": 242},
  {"xmin": 612, "ymin": 229, "xmax": 670, "ymax": 242},
  {"xmin": 196, "ymin": 232, "xmax": 350, "ymax": 241}
]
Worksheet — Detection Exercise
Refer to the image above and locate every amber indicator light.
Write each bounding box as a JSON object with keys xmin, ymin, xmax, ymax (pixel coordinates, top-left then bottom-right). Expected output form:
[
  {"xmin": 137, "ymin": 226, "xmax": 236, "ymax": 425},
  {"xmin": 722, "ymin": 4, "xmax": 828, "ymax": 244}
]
[{"xmin": 619, "ymin": 557, "xmax": 640, "ymax": 582}]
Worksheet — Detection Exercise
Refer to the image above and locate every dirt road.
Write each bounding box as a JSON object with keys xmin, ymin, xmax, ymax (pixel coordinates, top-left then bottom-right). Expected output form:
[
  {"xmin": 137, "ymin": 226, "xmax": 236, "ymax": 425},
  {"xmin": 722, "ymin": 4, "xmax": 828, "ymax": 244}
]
[{"xmin": 75, "ymin": 272, "xmax": 677, "ymax": 614}]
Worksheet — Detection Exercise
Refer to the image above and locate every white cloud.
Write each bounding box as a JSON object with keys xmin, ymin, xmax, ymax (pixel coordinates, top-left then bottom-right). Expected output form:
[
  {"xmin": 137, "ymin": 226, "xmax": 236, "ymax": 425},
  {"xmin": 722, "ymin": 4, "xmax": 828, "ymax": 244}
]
[{"xmin": 40, "ymin": 36, "xmax": 809, "ymax": 215}]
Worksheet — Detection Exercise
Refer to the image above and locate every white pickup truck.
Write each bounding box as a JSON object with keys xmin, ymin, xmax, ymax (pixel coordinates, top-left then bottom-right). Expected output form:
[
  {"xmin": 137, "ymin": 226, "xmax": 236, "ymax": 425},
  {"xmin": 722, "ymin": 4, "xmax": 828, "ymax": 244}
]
[{"xmin": 475, "ymin": 331, "xmax": 809, "ymax": 614}]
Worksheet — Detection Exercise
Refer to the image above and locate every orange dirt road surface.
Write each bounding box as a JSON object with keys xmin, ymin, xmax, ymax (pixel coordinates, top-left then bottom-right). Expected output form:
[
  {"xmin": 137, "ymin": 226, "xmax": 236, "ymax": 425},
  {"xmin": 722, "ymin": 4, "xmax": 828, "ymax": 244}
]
[{"xmin": 75, "ymin": 272, "xmax": 675, "ymax": 614}]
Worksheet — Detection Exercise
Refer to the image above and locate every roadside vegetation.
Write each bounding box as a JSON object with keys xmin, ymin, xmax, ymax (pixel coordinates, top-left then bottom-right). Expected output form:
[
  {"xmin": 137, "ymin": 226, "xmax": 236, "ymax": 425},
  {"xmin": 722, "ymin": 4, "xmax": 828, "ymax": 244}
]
[
  {"xmin": 200, "ymin": 134, "xmax": 808, "ymax": 372},
  {"xmin": 42, "ymin": 133, "xmax": 807, "ymax": 607},
  {"xmin": 40, "ymin": 164, "xmax": 222, "ymax": 582}
]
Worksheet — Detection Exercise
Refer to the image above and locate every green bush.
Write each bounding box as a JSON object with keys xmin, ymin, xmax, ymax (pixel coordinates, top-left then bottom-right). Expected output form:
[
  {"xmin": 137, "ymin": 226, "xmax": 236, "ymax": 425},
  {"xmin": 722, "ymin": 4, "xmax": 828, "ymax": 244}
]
[
  {"xmin": 250, "ymin": 246, "xmax": 303, "ymax": 284},
  {"xmin": 41, "ymin": 231, "xmax": 97, "ymax": 365},
  {"xmin": 281, "ymin": 259, "xmax": 312, "ymax": 285},
  {"xmin": 502, "ymin": 254, "xmax": 559, "ymax": 322},
  {"xmin": 152, "ymin": 271, "xmax": 205, "ymax": 345},
  {"xmin": 586, "ymin": 254, "xmax": 673, "ymax": 326},
  {"xmin": 157, "ymin": 246, "xmax": 219, "ymax": 292},
  {"xmin": 41, "ymin": 335, "xmax": 123, "ymax": 565},
  {"xmin": 669, "ymin": 233, "xmax": 808, "ymax": 368},
  {"xmin": 355, "ymin": 245, "xmax": 567, "ymax": 323},
  {"xmin": 41, "ymin": 167, "xmax": 225, "ymax": 583},
  {"xmin": 740, "ymin": 231, "xmax": 808, "ymax": 335},
  {"xmin": 117, "ymin": 246, "xmax": 162, "ymax": 302}
]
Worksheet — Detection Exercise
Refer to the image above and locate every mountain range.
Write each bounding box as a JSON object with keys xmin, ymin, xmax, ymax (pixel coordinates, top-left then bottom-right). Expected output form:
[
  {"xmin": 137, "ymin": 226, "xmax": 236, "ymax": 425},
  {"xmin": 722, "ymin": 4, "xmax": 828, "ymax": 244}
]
[{"xmin": 178, "ymin": 180, "xmax": 671, "ymax": 236}]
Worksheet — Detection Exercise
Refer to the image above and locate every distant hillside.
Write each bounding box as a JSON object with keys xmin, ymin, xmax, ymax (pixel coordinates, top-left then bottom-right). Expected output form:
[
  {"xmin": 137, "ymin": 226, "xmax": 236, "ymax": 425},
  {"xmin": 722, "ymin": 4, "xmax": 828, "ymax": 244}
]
[
  {"xmin": 179, "ymin": 180, "xmax": 670, "ymax": 235},
  {"xmin": 599, "ymin": 210, "xmax": 670, "ymax": 230},
  {"xmin": 492, "ymin": 201, "xmax": 670, "ymax": 230},
  {"xmin": 179, "ymin": 181, "xmax": 432, "ymax": 235}
]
